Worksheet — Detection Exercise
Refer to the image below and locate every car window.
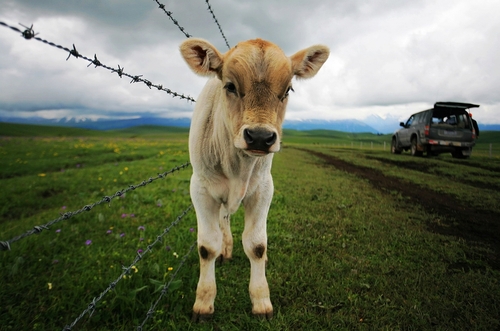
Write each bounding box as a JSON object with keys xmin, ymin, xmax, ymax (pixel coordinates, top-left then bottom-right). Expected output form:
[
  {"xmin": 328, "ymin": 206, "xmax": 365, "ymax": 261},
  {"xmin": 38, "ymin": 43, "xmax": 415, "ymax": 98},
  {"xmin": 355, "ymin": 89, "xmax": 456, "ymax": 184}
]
[
  {"xmin": 414, "ymin": 113, "xmax": 423, "ymax": 124},
  {"xmin": 457, "ymin": 113, "xmax": 471, "ymax": 129},
  {"xmin": 406, "ymin": 116, "xmax": 414, "ymax": 127}
]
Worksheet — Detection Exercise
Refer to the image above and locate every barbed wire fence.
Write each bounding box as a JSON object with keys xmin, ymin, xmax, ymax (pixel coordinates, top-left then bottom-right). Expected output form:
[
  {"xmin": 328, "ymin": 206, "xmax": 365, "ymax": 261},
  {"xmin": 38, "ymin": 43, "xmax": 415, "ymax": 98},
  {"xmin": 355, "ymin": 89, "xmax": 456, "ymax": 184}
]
[
  {"xmin": 64, "ymin": 205, "xmax": 195, "ymax": 331},
  {"xmin": 0, "ymin": 162, "xmax": 191, "ymax": 251},
  {"xmin": 0, "ymin": 21, "xmax": 196, "ymax": 102},
  {"xmin": 205, "ymin": 0, "xmax": 231, "ymax": 49},
  {"xmin": 153, "ymin": 0, "xmax": 192, "ymax": 38},
  {"xmin": 0, "ymin": 1, "xmax": 231, "ymax": 329}
]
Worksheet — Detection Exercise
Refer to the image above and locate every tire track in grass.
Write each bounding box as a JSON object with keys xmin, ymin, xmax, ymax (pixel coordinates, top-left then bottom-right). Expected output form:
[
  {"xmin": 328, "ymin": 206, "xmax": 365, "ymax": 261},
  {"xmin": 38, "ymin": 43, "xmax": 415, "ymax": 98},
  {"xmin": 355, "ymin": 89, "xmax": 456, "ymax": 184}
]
[{"xmin": 295, "ymin": 147, "xmax": 500, "ymax": 270}]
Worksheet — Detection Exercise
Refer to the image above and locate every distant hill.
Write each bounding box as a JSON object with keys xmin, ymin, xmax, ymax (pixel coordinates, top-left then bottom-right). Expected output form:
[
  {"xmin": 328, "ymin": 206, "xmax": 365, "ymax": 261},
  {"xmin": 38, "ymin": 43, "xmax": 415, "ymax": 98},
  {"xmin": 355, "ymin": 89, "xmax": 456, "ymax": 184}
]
[
  {"xmin": 1, "ymin": 116, "xmax": 381, "ymax": 133},
  {"xmin": 1, "ymin": 115, "xmax": 498, "ymax": 134},
  {"xmin": 0, "ymin": 122, "xmax": 188, "ymax": 137},
  {"xmin": 0, "ymin": 116, "xmax": 191, "ymax": 131},
  {"xmin": 479, "ymin": 124, "xmax": 500, "ymax": 131},
  {"xmin": 283, "ymin": 119, "xmax": 379, "ymax": 133}
]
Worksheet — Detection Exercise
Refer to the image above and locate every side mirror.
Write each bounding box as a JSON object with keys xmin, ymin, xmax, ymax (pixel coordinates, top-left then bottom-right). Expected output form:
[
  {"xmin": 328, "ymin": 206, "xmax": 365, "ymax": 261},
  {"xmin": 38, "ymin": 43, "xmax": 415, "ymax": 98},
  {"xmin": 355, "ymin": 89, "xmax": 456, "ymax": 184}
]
[{"xmin": 399, "ymin": 122, "xmax": 405, "ymax": 128}]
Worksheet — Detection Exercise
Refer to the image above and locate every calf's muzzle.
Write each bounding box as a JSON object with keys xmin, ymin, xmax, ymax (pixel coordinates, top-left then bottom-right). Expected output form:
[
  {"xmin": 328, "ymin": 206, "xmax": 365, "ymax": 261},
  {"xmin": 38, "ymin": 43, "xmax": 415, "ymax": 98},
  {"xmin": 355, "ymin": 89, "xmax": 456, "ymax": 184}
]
[{"xmin": 243, "ymin": 128, "xmax": 277, "ymax": 153}]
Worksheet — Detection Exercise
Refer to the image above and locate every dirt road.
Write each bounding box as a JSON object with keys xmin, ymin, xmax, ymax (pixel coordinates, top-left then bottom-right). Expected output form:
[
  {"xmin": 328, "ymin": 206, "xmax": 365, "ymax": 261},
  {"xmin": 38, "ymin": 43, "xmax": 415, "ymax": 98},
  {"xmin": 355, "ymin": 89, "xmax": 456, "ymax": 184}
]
[{"xmin": 298, "ymin": 148, "xmax": 500, "ymax": 270}]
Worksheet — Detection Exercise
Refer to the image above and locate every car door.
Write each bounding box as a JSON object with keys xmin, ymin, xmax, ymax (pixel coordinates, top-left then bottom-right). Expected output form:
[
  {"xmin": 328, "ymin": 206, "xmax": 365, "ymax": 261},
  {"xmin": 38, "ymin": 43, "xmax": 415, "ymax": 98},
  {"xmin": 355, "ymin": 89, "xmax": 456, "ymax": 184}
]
[{"xmin": 399, "ymin": 115, "xmax": 414, "ymax": 147}]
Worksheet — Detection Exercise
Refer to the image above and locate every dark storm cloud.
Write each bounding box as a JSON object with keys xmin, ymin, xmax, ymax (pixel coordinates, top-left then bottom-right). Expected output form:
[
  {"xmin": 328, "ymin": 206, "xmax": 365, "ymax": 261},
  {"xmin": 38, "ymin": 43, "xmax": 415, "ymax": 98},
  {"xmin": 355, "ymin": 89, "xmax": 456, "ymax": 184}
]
[{"xmin": 1, "ymin": 0, "xmax": 499, "ymax": 123}]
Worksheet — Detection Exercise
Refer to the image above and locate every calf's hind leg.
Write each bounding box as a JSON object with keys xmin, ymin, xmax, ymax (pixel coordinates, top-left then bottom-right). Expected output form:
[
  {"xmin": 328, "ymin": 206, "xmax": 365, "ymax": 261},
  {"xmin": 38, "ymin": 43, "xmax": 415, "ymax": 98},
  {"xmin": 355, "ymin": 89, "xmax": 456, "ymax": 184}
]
[{"xmin": 219, "ymin": 207, "xmax": 233, "ymax": 262}]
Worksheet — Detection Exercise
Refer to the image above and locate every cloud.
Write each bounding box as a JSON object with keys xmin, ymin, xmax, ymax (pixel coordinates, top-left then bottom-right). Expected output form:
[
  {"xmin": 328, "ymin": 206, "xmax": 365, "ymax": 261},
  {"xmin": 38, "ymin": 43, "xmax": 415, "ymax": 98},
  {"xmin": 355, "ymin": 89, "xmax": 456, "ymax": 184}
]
[{"xmin": 0, "ymin": 0, "xmax": 499, "ymax": 124}]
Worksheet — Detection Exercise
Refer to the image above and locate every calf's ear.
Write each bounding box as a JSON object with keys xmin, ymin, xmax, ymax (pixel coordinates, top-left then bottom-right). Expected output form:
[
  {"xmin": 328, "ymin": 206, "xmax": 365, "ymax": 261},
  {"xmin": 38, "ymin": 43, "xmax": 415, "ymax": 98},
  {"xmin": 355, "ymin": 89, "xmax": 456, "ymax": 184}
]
[
  {"xmin": 180, "ymin": 38, "xmax": 223, "ymax": 77},
  {"xmin": 290, "ymin": 45, "xmax": 330, "ymax": 79}
]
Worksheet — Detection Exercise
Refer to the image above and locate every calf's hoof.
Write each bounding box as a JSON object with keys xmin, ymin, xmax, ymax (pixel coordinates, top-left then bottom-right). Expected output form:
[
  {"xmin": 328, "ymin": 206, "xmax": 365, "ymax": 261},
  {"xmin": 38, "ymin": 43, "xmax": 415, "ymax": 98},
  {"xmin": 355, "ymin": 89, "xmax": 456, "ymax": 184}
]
[
  {"xmin": 216, "ymin": 254, "xmax": 232, "ymax": 265},
  {"xmin": 191, "ymin": 311, "xmax": 214, "ymax": 323},
  {"xmin": 252, "ymin": 299, "xmax": 273, "ymax": 320},
  {"xmin": 253, "ymin": 310, "xmax": 273, "ymax": 320}
]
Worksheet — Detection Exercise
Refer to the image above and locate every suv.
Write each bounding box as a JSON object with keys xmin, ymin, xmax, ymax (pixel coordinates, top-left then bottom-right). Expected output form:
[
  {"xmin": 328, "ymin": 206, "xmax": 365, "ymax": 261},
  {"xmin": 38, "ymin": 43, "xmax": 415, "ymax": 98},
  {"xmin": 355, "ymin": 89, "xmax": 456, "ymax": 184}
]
[{"xmin": 391, "ymin": 102, "xmax": 479, "ymax": 158}]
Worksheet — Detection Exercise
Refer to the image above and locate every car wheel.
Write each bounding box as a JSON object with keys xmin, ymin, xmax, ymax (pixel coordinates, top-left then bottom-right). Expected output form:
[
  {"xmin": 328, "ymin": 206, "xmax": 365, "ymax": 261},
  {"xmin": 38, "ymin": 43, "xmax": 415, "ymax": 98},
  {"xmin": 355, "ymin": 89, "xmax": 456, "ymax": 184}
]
[
  {"xmin": 391, "ymin": 137, "xmax": 402, "ymax": 154},
  {"xmin": 452, "ymin": 149, "xmax": 470, "ymax": 159},
  {"xmin": 410, "ymin": 137, "xmax": 423, "ymax": 156}
]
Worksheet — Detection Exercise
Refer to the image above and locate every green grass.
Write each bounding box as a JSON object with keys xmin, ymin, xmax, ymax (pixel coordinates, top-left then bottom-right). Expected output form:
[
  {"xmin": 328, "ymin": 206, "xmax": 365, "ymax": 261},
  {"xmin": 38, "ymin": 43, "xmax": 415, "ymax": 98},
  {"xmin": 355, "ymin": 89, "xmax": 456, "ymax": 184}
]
[{"xmin": 1, "ymin": 123, "xmax": 499, "ymax": 330}]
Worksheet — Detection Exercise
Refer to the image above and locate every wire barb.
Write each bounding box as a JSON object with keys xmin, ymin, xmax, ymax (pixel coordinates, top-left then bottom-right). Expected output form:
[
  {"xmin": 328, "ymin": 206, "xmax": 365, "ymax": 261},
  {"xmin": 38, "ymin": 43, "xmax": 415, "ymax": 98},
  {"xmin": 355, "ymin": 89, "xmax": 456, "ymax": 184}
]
[
  {"xmin": 19, "ymin": 23, "xmax": 39, "ymax": 39},
  {"xmin": 66, "ymin": 44, "xmax": 80, "ymax": 61}
]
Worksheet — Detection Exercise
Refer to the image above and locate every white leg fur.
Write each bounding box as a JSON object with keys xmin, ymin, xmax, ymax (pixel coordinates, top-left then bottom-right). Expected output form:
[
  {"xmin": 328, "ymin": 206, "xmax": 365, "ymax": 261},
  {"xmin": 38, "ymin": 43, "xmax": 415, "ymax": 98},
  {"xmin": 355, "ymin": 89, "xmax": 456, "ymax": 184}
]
[
  {"xmin": 242, "ymin": 176, "xmax": 274, "ymax": 318},
  {"xmin": 191, "ymin": 175, "xmax": 222, "ymax": 319}
]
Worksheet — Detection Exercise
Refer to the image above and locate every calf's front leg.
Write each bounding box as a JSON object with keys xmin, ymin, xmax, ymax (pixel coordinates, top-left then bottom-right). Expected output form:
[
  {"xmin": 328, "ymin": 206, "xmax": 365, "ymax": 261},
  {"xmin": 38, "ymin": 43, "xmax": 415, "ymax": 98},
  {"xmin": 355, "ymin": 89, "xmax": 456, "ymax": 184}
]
[
  {"xmin": 242, "ymin": 179, "xmax": 274, "ymax": 319},
  {"xmin": 191, "ymin": 176, "xmax": 222, "ymax": 321}
]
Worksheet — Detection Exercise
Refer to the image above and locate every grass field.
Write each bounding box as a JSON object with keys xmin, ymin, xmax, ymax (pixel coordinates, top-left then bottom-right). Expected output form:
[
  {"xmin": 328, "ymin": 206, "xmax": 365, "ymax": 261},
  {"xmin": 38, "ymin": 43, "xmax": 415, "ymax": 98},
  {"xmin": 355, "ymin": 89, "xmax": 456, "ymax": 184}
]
[{"xmin": 1, "ymin": 123, "xmax": 499, "ymax": 330}]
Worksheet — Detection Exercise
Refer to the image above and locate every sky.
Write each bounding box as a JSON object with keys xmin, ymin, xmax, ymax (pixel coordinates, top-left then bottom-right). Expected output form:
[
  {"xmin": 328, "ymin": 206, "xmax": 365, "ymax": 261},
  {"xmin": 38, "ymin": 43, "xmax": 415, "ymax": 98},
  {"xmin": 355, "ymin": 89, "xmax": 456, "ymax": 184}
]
[{"xmin": 1, "ymin": 0, "xmax": 499, "ymax": 125}]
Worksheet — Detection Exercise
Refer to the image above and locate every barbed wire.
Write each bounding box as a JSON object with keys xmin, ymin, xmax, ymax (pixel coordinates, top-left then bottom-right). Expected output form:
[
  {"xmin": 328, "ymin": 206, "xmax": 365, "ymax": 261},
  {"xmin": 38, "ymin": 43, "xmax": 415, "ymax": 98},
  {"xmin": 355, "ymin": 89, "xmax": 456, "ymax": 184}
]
[
  {"xmin": 205, "ymin": 0, "xmax": 231, "ymax": 49},
  {"xmin": 137, "ymin": 240, "xmax": 197, "ymax": 330},
  {"xmin": 0, "ymin": 162, "xmax": 191, "ymax": 251},
  {"xmin": 63, "ymin": 205, "xmax": 194, "ymax": 331},
  {"xmin": 153, "ymin": 0, "xmax": 192, "ymax": 38},
  {"xmin": 0, "ymin": 21, "xmax": 196, "ymax": 102}
]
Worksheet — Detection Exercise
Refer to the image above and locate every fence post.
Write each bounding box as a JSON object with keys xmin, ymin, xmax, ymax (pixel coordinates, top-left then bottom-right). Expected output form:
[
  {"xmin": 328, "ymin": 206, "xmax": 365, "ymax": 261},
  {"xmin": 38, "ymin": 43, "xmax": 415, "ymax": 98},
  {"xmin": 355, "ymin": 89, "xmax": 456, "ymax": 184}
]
[{"xmin": 371, "ymin": 141, "xmax": 373, "ymax": 149}]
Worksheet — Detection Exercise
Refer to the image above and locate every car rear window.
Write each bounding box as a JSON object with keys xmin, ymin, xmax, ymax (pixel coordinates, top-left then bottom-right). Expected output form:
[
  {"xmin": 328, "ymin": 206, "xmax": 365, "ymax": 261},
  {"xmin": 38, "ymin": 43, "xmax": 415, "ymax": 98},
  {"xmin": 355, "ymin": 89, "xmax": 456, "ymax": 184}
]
[{"xmin": 431, "ymin": 109, "xmax": 471, "ymax": 129}]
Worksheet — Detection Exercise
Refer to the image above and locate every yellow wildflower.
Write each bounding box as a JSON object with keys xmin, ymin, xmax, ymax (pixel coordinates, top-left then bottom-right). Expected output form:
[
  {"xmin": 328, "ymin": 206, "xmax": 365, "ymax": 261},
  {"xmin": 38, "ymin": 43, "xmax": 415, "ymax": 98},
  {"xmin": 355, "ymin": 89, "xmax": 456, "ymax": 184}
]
[
  {"xmin": 131, "ymin": 266, "xmax": 138, "ymax": 273},
  {"xmin": 47, "ymin": 283, "xmax": 53, "ymax": 290},
  {"xmin": 168, "ymin": 267, "xmax": 173, "ymax": 271},
  {"xmin": 38, "ymin": 173, "xmax": 46, "ymax": 177}
]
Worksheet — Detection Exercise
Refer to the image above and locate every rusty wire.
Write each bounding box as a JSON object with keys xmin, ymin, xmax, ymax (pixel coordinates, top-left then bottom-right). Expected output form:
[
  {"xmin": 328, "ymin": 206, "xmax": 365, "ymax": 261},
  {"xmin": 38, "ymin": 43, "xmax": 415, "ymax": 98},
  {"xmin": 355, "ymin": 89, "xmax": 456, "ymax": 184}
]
[{"xmin": 0, "ymin": 21, "xmax": 196, "ymax": 102}]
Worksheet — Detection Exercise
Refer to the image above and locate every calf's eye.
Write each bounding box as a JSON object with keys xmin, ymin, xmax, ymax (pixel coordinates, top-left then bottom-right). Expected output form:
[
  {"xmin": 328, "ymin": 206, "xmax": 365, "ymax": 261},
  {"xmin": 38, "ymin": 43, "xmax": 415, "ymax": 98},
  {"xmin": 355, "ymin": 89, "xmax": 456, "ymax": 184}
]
[
  {"xmin": 281, "ymin": 86, "xmax": 294, "ymax": 101},
  {"xmin": 224, "ymin": 82, "xmax": 237, "ymax": 94}
]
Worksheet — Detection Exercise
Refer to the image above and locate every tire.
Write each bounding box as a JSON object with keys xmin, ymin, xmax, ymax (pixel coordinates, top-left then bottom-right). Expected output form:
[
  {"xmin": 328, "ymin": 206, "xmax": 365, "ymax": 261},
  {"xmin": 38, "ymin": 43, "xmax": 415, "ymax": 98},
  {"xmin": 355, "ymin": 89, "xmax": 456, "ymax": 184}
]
[
  {"xmin": 452, "ymin": 149, "xmax": 470, "ymax": 159},
  {"xmin": 411, "ymin": 136, "xmax": 423, "ymax": 156},
  {"xmin": 426, "ymin": 146, "xmax": 437, "ymax": 157},
  {"xmin": 391, "ymin": 137, "xmax": 402, "ymax": 154}
]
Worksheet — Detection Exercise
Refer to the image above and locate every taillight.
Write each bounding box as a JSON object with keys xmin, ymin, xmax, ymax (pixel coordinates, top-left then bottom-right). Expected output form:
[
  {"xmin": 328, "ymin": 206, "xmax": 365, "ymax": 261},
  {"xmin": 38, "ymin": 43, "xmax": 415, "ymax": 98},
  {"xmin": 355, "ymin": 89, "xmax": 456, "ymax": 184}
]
[{"xmin": 424, "ymin": 125, "xmax": 429, "ymax": 137}]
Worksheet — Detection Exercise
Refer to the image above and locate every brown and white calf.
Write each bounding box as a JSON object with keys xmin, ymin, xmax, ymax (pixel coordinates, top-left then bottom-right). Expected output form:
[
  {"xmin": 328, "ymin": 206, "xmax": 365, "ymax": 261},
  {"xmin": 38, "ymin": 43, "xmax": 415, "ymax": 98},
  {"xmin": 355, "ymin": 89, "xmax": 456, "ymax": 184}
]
[{"xmin": 180, "ymin": 38, "xmax": 329, "ymax": 320}]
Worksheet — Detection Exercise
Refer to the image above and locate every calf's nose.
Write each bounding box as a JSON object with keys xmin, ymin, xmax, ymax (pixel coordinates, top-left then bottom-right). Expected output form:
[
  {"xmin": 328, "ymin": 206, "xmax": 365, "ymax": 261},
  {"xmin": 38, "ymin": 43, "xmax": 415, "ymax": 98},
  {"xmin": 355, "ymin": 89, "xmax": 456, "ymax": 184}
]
[{"xmin": 243, "ymin": 128, "xmax": 277, "ymax": 152}]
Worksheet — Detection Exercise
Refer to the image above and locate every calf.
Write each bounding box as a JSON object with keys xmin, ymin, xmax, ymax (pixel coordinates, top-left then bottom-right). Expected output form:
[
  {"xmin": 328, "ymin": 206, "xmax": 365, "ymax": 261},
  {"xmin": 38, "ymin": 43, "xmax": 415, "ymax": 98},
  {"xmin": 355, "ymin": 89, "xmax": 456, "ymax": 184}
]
[{"xmin": 180, "ymin": 38, "xmax": 329, "ymax": 320}]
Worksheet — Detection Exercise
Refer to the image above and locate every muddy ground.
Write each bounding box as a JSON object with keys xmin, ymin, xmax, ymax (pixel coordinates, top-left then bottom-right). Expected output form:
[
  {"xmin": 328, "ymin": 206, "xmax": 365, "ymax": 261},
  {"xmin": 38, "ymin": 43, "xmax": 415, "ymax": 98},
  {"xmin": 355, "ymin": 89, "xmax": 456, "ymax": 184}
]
[{"xmin": 298, "ymin": 148, "xmax": 500, "ymax": 271}]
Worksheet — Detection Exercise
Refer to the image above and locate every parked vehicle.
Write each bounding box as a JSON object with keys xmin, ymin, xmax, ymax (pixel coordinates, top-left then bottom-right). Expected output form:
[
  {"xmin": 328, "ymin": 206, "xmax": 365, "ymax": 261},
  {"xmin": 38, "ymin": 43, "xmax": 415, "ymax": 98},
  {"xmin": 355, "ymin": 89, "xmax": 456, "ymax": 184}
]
[{"xmin": 391, "ymin": 102, "xmax": 479, "ymax": 158}]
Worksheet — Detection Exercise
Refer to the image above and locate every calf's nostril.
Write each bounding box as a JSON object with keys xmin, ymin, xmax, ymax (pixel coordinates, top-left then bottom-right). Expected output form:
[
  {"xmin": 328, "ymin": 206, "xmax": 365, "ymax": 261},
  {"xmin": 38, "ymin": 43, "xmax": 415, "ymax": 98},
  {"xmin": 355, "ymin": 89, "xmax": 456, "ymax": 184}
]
[
  {"xmin": 265, "ymin": 132, "xmax": 277, "ymax": 146},
  {"xmin": 244, "ymin": 129, "xmax": 254, "ymax": 144}
]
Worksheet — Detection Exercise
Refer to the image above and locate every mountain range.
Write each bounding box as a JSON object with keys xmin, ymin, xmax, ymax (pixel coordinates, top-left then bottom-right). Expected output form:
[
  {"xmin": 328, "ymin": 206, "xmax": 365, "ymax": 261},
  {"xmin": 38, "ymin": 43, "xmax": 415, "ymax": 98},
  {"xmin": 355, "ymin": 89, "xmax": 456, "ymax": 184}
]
[{"xmin": 1, "ymin": 115, "xmax": 499, "ymax": 133}]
